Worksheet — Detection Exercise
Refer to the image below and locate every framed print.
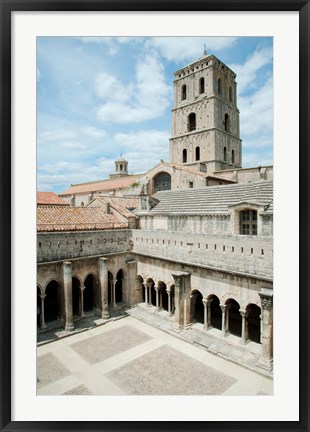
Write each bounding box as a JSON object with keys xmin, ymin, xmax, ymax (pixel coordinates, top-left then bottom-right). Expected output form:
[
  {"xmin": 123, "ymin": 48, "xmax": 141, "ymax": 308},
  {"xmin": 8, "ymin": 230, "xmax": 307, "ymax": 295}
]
[{"xmin": 1, "ymin": 0, "xmax": 309, "ymax": 431}]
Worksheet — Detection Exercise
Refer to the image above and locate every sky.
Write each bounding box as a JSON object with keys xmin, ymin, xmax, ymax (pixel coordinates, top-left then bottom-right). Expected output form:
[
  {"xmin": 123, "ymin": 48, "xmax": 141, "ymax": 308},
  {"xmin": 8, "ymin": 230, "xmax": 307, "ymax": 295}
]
[{"xmin": 37, "ymin": 36, "xmax": 273, "ymax": 194}]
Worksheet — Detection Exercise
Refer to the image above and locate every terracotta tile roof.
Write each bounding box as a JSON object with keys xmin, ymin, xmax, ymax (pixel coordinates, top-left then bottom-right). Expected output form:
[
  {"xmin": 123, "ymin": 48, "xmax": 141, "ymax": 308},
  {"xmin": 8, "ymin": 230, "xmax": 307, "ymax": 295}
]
[
  {"xmin": 37, "ymin": 191, "xmax": 69, "ymax": 206},
  {"xmin": 59, "ymin": 174, "xmax": 142, "ymax": 196},
  {"xmin": 37, "ymin": 206, "xmax": 128, "ymax": 232},
  {"xmin": 90, "ymin": 196, "xmax": 139, "ymax": 218}
]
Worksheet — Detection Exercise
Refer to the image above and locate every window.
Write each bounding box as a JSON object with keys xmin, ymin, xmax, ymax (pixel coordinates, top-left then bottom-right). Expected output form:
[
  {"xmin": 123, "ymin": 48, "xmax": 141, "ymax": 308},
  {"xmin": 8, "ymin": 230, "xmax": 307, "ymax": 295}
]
[
  {"xmin": 189, "ymin": 181, "xmax": 194, "ymax": 188},
  {"xmin": 229, "ymin": 86, "xmax": 233, "ymax": 102},
  {"xmin": 218, "ymin": 78, "xmax": 222, "ymax": 94},
  {"xmin": 182, "ymin": 149, "xmax": 187, "ymax": 163},
  {"xmin": 181, "ymin": 84, "xmax": 187, "ymax": 100},
  {"xmin": 195, "ymin": 146, "xmax": 200, "ymax": 161},
  {"xmin": 240, "ymin": 210, "xmax": 257, "ymax": 235},
  {"xmin": 232, "ymin": 149, "xmax": 235, "ymax": 163},
  {"xmin": 199, "ymin": 77, "xmax": 205, "ymax": 94},
  {"xmin": 224, "ymin": 113, "xmax": 230, "ymax": 132},
  {"xmin": 188, "ymin": 113, "xmax": 196, "ymax": 131},
  {"xmin": 224, "ymin": 146, "xmax": 227, "ymax": 162}
]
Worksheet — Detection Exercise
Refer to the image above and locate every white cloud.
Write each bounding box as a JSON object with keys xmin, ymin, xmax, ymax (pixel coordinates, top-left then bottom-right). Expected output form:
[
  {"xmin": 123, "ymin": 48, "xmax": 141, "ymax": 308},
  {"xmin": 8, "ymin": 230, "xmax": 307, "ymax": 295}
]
[
  {"xmin": 231, "ymin": 47, "xmax": 273, "ymax": 95},
  {"xmin": 81, "ymin": 126, "xmax": 106, "ymax": 139},
  {"xmin": 96, "ymin": 54, "xmax": 171, "ymax": 124},
  {"xmin": 146, "ymin": 37, "xmax": 238, "ymax": 62},
  {"xmin": 39, "ymin": 129, "xmax": 77, "ymax": 142}
]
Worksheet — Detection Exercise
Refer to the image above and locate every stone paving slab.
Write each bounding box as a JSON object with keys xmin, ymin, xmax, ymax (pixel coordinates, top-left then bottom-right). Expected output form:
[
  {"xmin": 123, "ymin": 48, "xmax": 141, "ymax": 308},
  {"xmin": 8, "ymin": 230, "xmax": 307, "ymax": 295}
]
[
  {"xmin": 37, "ymin": 352, "xmax": 71, "ymax": 389},
  {"xmin": 70, "ymin": 324, "xmax": 152, "ymax": 365},
  {"xmin": 62, "ymin": 384, "xmax": 93, "ymax": 395},
  {"xmin": 106, "ymin": 344, "xmax": 237, "ymax": 395}
]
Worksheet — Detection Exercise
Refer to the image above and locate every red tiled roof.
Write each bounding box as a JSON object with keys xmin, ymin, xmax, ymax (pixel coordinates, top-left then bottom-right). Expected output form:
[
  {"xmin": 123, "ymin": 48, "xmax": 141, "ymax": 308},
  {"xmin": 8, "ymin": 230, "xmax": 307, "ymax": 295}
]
[
  {"xmin": 37, "ymin": 206, "xmax": 128, "ymax": 232},
  {"xmin": 59, "ymin": 174, "xmax": 142, "ymax": 196},
  {"xmin": 89, "ymin": 196, "xmax": 139, "ymax": 218},
  {"xmin": 37, "ymin": 191, "xmax": 69, "ymax": 206}
]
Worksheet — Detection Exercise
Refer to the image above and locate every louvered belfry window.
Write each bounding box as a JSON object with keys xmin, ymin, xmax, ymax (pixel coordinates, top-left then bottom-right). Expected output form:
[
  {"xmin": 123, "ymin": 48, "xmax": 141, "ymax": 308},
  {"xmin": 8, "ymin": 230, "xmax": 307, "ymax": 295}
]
[{"xmin": 240, "ymin": 210, "xmax": 257, "ymax": 235}]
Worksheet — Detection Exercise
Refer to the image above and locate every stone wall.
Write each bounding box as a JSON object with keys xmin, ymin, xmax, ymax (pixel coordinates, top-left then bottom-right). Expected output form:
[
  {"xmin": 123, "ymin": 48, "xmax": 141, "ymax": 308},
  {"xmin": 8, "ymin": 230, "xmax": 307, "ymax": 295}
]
[
  {"xmin": 37, "ymin": 230, "xmax": 132, "ymax": 263},
  {"xmin": 132, "ymin": 229, "xmax": 273, "ymax": 280}
]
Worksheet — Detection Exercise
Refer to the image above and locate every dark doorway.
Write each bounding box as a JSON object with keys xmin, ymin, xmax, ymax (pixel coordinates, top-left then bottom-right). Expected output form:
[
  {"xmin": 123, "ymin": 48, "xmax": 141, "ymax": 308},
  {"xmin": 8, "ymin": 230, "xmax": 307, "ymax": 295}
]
[
  {"xmin": 159, "ymin": 282, "xmax": 168, "ymax": 311},
  {"xmin": 246, "ymin": 304, "xmax": 261, "ymax": 343},
  {"xmin": 84, "ymin": 274, "xmax": 95, "ymax": 312},
  {"xmin": 72, "ymin": 277, "xmax": 80, "ymax": 316},
  {"xmin": 192, "ymin": 290, "xmax": 204, "ymax": 324},
  {"xmin": 37, "ymin": 286, "xmax": 41, "ymax": 326},
  {"xmin": 108, "ymin": 271, "xmax": 113, "ymax": 304},
  {"xmin": 44, "ymin": 280, "xmax": 61, "ymax": 322},
  {"xmin": 226, "ymin": 298, "xmax": 242, "ymax": 337},
  {"xmin": 209, "ymin": 295, "xmax": 222, "ymax": 330},
  {"xmin": 115, "ymin": 269, "xmax": 123, "ymax": 303}
]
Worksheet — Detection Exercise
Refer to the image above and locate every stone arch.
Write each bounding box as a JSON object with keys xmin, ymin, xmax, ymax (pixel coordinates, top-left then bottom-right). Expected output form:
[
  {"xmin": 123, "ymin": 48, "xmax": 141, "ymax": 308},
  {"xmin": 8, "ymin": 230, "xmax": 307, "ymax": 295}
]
[
  {"xmin": 181, "ymin": 84, "xmax": 186, "ymax": 100},
  {"xmin": 182, "ymin": 148, "xmax": 187, "ymax": 163},
  {"xmin": 191, "ymin": 289, "xmax": 204, "ymax": 324},
  {"xmin": 188, "ymin": 112, "xmax": 196, "ymax": 132},
  {"xmin": 146, "ymin": 278, "xmax": 156, "ymax": 307},
  {"xmin": 72, "ymin": 276, "xmax": 81, "ymax": 317},
  {"xmin": 115, "ymin": 268, "xmax": 126, "ymax": 303},
  {"xmin": 153, "ymin": 171, "xmax": 171, "ymax": 194},
  {"xmin": 199, "ymin": 77, "xmax": 205, "ymax": 94},
  {"xmin": 207, "ymin": 294, "xmax": 222, "ymax": 330},
  {"xmin": 224, "ymin": 113, "xmax": 230, "ymax": 132},
  {"xmin": 84, "ymin": 273, "xmax": 96, "ymax": 314},
  {"xmin": 225, "ymin": 298, "xmax": 242, "ymax": 337},
  {"xmin": 44, "ymin": 279, "xmax": 61, "ymax": 323},
  {"xmin": 157, "ymin": 280, "xmax": 168, "ymax": 311},
  {"xmin": 195, "ymin": 146, "xmax": 200, "ymax": 161},
  {"xmin": 246, "ymin": 303, "xmax": 261, "ymax": 343}
]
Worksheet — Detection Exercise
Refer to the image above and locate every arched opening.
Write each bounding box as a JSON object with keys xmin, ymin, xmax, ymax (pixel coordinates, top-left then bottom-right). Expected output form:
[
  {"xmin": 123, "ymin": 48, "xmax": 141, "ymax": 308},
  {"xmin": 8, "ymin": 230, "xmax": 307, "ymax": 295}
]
[
  {"xmin": 115, "ymin": 269, "xmax": 123, "ymax": 303},
  {"xmin": 199, "ymin": 77, "xmax": 205, "ymax": 94},
  {"xmin": 232, "ymin": 149, "xmax": 235, "ymax": 164},
  {"xmin": 224, "ymin": 113, "xmax": 230, "ymax": 132},
  {"xmin": 84, "ymin": 274, "xmax": 95, "ymax": 313},
  {"xmin": 181, "ymin": 84, "xmax": 186, "ymax": 100},
  {"xmin": 72, "ymin": 276, "xmax": 81, "ymax": 317},
  {"xmin": 224, "ymin": 146, "xmax": 227, "ymax": 162},
  {"xmin": 108, "ymin": 271, "xmax": 113, "ymax": 304},
  {"xmin": 208, "ymin": 294, "xmax": 222, "ymax": 330},
  {"xmin": 158, "ymin": 281, "xmax": 168, "ymax": 311},
  {"xmin": 188, "ymin": 113, "xmax": 196, "ymax": 131},
  {"xmin": 182, "ymin": 149, "xmax": 187, "ymax": 163},
  {"xmin": 170, "ymin": 285, "xmax": 175, "ymax": 314},
  {"xmin": 218, "ymin": 78, "xmax": 222, "ymax": 94},
  {"xmin": 191, "ymin": 290, "xmax": 204, "ymax": 324},
  {"xmin": 44, "ymin": 280, "xmax": 61, "ymax": 323},
  {"xmin": 246, "ymin": 304, "xmax": 261, "ymax": 343},
  {"xmin": 225, "ymin": 298, "xmax": 242, "ymax": 337},
  {"xmin": 229, "ymin": 86, "xmax": 233, "ymax": 102},
  {"xmin": 195, "ymin": 146, "xmax": 200, "ymax": 161},
  {"xmin": 37, "ymin": 286, "xmax": 42, "ymax": 327},
  {"xmin": 153, "ymin": 172, "xmax": 171, "ymax": 193}
]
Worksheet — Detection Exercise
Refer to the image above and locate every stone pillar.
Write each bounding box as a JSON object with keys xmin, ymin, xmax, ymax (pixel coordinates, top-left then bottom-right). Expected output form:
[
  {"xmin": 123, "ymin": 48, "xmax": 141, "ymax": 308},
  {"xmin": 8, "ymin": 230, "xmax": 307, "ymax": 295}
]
[
  {"xmin": 80, "ymin": 286, "xmax": 85, "ymax": 318},
  {"xmin": 239, "ymin": 309, "xmax": 247, "ymax": 344},
  {"xmin": 62, "ymin": 261, "xmax": 74, "ymax": 331},
  {"xmin": 144, "ymin": 283, "xmax": 148, "ymax": 306},
  {"xmin": 155, "ymin": 286, "xmax": 159, "ymax": 310},
  {"xmin": 167, "ymin": 289, "xmax": 171, "ymax": 313},
  {"xmin": 148, "ymin": 283, "xmax": 152, "ymax": 306},
  {"xmin": 126, "ymin": 260, "xmax": 137, "ymax": 305},
  {"xmin": 98, "ymin": 257, "xmax": 110, "ymax": 319},
  {"xmin": 207, "ymin": 299, "xmax": 213, "ymax": 328},
  {"xmin": 112, "ymin": 279, "xmax": 116, "ymax": 307},
  {"xmin": 257, "ymin": 288, "xmax": 273, "ymax": 371},
  {"xmin": 202, "ymin": 299, "xmax": 207, "ymax": 329},
  {"xmin": 221, "ymin": 305, "xmax": 227, "ymax": 337},
  {"xmin": 39, "ymin": 294, "xmax": 47, "ymax": 329},
  {"xmin": 172, "ymin": 271, "xmax": 191, "ymax": 328}
]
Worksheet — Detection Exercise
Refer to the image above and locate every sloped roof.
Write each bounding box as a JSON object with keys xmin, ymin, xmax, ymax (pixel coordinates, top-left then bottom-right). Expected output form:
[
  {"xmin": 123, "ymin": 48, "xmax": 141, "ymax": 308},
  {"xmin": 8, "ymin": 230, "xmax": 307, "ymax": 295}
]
[
  {"xmin": 89, "ymin": 196, "xmax": 139, "ymax": 218},
  {"xmin": 149, "ymin": 179, "xmax": 273, "ymax": 214},
  {"xmin": 59, "ymin": 174, "xmax": 142, "ymax": 196},
  {"xmin": 37, "ymin": 191, "xmax": 69, "ymax": 206},
  {"xmin": 37, "ymin": 206, "xmax": 128, "ymax": 232}
]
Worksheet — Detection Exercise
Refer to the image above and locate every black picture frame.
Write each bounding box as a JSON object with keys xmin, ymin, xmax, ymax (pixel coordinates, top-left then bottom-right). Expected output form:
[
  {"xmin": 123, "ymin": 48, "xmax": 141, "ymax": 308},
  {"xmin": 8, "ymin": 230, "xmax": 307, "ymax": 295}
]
[{"xmin": 1, "ymin": 1, "xmax": 309, "ymax": 431}]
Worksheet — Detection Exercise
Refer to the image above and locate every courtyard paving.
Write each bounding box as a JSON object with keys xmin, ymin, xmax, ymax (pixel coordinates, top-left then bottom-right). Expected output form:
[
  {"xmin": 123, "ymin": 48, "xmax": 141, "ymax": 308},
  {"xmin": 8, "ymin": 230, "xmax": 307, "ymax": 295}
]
[{"xmin": 37, "ymin": 315, "xmax": 273, "ymax": 396}]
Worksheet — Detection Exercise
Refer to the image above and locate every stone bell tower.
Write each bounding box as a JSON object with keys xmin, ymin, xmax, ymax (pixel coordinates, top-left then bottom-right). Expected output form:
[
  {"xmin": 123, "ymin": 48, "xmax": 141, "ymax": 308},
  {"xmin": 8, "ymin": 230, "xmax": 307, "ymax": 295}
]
[
  {"xmin": 109, "ymin": 155, "xmax": 129, "ymax": 179},
  {"xmin": 169, "ymin": 52, "xmax": 242, "ymax": 173}
]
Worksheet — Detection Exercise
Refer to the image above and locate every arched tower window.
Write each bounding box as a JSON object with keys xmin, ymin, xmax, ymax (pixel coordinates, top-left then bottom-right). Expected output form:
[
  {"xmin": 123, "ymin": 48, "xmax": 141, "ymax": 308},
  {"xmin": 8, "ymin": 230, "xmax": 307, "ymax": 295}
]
[
  {"xmin": 229, "ymin": 86, "xmax": 233, "ymax": 102},
  {"xmin": 188, "ymin": 113, "xmax": 196, "ymax": 131},
  {"xmin": 199, "ymin": 77, "xmax": 205, "ymax": 94},
  {"xmin": 218, "ymin": 78, "xmax": 222, "ymax": 94},
  {"xmin": 240, "ymin": 210, "xmax": 257, "ymax": 235},
  {"xmin": 182, "ymin": 149, "xmax": 187, "ymax": 163},
  {"xmin": 224, "ymin": 113, "xmax": 230, "ymax": 132},
  {"xmin": 232, "ymin": 149, "xmax": 235, "ymax": 163},
  {"xmin": 181, "ymin": 84, "xmax": 187, "ymax": 100},
  {"xmin": 195, "ymin": 146, "xmax": 200, "ymax": 161},
  {"xmin": 224, "ymin": 146, "xmax": 227, "ymax": 162}
]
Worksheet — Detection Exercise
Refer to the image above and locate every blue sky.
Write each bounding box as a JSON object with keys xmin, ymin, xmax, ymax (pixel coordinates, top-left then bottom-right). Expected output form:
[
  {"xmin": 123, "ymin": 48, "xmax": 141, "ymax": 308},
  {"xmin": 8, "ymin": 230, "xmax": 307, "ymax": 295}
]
[{"xmin": 37, "ymin": 36, "xmax": 273, "ymax": 193}]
